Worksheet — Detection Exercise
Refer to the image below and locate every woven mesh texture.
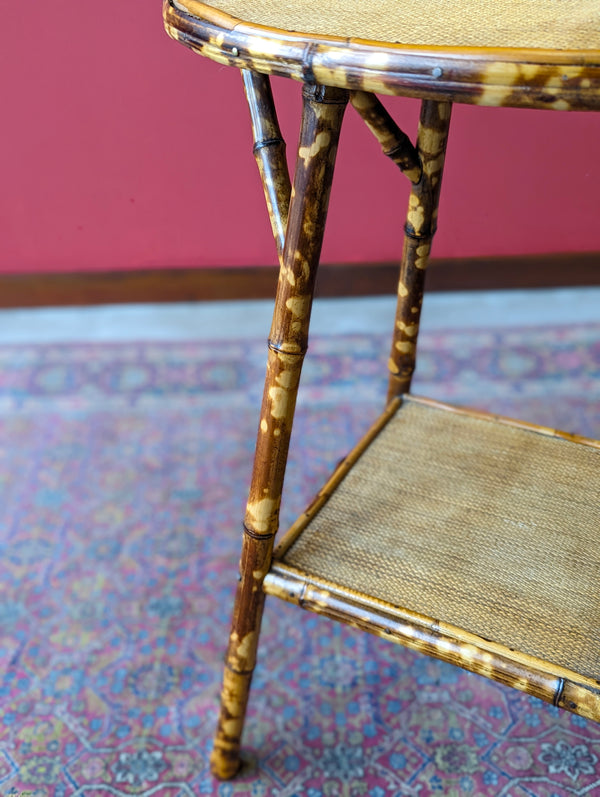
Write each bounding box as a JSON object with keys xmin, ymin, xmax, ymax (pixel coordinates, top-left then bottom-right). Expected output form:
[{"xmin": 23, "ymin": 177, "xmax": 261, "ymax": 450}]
[
  {"xmin": 283, "ymin": 399, "xmax": 600, "ymax": 678},
  {"xmin": 213, "ymin": 0, "xmax": 600, "ymax": 50}
]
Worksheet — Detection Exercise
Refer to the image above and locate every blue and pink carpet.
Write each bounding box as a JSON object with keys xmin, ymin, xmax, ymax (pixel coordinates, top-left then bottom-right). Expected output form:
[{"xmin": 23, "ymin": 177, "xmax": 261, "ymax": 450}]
[{"xmin": 0, "ymin": 320, "xmax": 599, "ymax": 796}]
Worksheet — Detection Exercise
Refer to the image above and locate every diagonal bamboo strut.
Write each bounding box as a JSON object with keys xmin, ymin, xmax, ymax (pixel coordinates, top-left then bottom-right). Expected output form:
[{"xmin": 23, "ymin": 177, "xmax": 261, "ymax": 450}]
[
  {"xmin": 242, "ymin": 70, "xmax": 292, "ymax": 265},
  {"xmin": 350, "ymin": 91, "xmax": 422, "ymax": 183},
  {"xmin": 243, "ymin": 80, "xmax": 424, "ymax": 266}
]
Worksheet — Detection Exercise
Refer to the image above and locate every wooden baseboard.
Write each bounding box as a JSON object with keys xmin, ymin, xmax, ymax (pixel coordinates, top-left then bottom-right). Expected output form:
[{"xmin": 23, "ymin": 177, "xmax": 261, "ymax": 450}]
[{"xmin": 0, "ymin": 253, "xmax": 598, "ymax": 308}]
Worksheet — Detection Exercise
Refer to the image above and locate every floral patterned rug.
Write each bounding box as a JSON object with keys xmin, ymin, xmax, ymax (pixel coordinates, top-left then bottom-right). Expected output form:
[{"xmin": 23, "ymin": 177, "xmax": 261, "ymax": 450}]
[{"xmin": 0, "ymin": 322, "xmax": 599, "ymax": 797}]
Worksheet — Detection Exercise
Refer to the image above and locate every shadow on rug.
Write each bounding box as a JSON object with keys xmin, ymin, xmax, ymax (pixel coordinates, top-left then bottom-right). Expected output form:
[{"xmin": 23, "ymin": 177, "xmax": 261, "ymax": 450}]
[{"xmin": 0, "ymin": 323, "xmax": 599, "ymax": 796}]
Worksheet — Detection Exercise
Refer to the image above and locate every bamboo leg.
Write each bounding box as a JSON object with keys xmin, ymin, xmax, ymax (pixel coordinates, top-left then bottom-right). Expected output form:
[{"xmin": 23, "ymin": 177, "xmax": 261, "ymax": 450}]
[
  {"xmin": 387, "ymin": 100, "xmax": 452, "ymax": 401},
  {"xmin": 210, "ymin": 81, "xmax": 349, "ymax": 781}
]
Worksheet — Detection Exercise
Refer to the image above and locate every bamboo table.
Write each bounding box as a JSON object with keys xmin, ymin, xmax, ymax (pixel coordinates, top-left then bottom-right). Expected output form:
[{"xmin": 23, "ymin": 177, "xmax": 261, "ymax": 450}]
[{"xmin": 163, "ymin": 0, "xmax": 600, "ymax": 780}]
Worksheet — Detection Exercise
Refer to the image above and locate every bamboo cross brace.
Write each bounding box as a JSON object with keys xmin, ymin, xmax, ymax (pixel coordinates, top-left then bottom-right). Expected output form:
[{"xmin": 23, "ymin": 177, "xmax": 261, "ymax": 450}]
[
  {"xmin": 350, "ymin": 90, "xmax": 422, "ymax": 183},
  {"xmin": 210, "ymin": 81, "xmax": 349, "ymax": 781},
  {"xmin": 242, "ymin": 70, "xmax": 292, "ymax": 264}
]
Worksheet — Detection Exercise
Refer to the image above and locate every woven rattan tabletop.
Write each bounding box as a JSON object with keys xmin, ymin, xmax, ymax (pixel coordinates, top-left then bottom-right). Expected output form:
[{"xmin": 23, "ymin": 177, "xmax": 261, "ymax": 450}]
[{"xmin": 205, "ymin": 0, "xmax": 600, "ymax": 51}]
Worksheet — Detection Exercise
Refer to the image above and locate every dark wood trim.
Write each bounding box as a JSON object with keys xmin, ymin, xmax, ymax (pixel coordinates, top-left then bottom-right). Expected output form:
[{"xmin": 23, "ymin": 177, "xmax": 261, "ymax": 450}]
[
  {"xmin": 425, "ymin": 252, "xmax": 600, "ymax": 292},
  {"xmin": 0, "ymin": 253, "xmax": 598, "ymax": 308}
]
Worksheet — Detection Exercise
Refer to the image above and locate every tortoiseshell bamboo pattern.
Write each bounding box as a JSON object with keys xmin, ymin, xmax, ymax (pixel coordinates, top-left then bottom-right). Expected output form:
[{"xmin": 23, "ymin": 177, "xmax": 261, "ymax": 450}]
[
  {"xmin": 267, "ymin": 394, "xmax": 600, "ymax": 723},
  {"xmin": 350, "ymin": 91, "xmax": 422, "ymax": 183},
  {"xmin": 210, "ymin": 83, "xmax": 349, "ymax": 780},
  {"xmin": 387, "ymin": 100, "xmax": 451, "ymax": 400},
  {"xmin": 163, "ymin": 0, "xmax": 600, "ymax": 112},
  {"xmin": 242, "ymin": 70, "xmax": 291, "ymax": 263}
]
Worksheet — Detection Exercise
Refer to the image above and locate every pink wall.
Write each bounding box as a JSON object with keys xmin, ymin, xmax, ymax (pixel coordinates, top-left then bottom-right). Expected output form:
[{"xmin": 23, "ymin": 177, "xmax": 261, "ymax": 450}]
[{"xmin": 3, "ymin": 0, "xmax": 600, "ymax": 274}]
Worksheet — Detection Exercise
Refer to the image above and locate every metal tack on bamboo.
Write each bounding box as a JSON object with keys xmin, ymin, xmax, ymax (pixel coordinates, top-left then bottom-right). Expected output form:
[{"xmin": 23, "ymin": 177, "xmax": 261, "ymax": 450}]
[{"xmin": 210, "ymin": 82, "xmax": 349, "ymax": 780}]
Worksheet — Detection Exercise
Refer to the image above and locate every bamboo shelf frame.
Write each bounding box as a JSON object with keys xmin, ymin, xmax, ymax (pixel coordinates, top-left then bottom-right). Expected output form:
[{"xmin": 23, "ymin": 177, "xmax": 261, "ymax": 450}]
[
  {"xmin": 267, "ymin": 395, "xmax": 600, "ymax": 720},
  {"xmin": 162, "ymin": 0, "xmax": 600, "ymax": 781}
]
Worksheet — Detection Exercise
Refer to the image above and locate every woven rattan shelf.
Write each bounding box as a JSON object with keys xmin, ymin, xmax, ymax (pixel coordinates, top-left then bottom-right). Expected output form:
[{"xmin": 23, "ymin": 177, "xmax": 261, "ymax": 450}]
[{"xmin": 265, "ymin": 395, "xmax": 600, "ymax": 717}]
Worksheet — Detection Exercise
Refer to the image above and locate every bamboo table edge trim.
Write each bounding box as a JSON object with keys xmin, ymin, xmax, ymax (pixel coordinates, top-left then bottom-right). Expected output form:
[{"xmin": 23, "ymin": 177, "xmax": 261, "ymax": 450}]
[
  {"xmin": 164, "ymin": 0, "xmax": 600, "ymax": 110},
  {"xmin": 408, "ymin": 395, "xmax": 600, "ymax": 449},
  {"xmin": 263, "ymin": 562, "xmax": 600, "ymax": 720}
]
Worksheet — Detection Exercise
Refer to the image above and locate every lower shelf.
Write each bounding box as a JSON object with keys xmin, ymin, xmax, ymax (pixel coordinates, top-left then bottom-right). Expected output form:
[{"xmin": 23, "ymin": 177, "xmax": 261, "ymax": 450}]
[{"xmin": 264, "ymin": 395, "xmax": 600, "ymax": 720}]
